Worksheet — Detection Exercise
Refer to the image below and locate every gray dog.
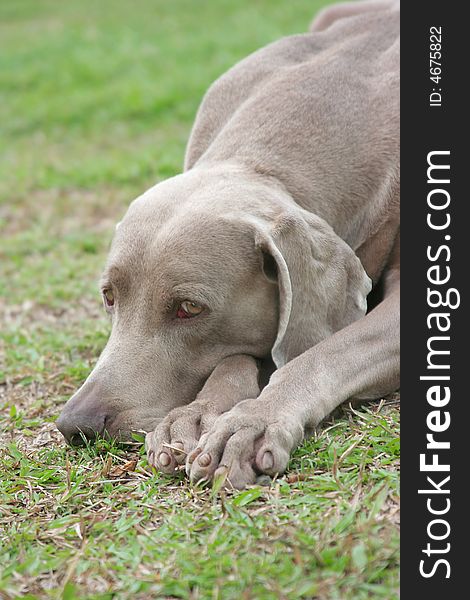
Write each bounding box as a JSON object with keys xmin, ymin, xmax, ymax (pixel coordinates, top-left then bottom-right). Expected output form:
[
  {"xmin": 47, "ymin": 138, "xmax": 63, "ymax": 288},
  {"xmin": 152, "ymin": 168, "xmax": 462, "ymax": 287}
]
[{"xmin": 57, "ymin": 0, "xmax": 400, "ymax": 489}]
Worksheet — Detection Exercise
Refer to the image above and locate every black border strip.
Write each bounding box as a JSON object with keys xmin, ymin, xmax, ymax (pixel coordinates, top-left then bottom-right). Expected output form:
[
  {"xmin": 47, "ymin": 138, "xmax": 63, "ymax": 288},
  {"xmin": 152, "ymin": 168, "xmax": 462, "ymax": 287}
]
[{"xmin": 401, "ymin": 1, "xmax": 466, "ymax": 596}]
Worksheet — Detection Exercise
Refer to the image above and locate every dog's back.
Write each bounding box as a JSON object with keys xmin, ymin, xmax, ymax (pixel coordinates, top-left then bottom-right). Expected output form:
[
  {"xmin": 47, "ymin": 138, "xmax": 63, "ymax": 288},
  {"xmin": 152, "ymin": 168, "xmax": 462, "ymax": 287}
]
[{"xmin": 185, "ymin": 1, "xmax": 399, "ymax": 249}]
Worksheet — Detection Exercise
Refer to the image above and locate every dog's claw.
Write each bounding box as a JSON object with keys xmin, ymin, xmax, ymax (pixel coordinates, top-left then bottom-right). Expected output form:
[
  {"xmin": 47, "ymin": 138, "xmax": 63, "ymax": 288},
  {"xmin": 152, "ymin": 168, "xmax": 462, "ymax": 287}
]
[
  {"xmin": 197, "ymin": 452, "xmax": 211, "ymax": 467},
  {"xmin": 158, "ymin": 452, "xmax": 171, "ymax": 467},
  {"xmin": 260, "ymin": 450, "xmax": 274, "ymax": 470}
]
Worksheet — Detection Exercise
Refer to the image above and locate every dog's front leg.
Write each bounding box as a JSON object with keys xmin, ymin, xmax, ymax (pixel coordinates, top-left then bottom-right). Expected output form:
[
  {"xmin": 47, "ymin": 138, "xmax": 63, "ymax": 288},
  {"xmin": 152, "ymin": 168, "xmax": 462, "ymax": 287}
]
[
  {"xmin": 187, "ymin": 283, "xmax": 399, "ymax": 489},
  {"xmin": 146, "ymin": 355, "xmax": 260, "ymax": 474}
]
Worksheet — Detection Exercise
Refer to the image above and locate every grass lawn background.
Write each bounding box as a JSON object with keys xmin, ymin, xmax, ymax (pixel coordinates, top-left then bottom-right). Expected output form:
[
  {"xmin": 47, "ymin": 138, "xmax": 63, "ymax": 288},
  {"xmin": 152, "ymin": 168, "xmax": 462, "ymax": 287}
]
[{"xmin": 0, "ymin": 1, "xmax": 400, "ymax": 598}]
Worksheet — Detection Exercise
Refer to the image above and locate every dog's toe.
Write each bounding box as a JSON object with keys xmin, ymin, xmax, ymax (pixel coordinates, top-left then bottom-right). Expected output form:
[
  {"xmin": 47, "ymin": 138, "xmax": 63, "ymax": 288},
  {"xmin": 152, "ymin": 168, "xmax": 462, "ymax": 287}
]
[{"xmin": 145, "ymin": 406, "xmax": 204, "ymax": 474}]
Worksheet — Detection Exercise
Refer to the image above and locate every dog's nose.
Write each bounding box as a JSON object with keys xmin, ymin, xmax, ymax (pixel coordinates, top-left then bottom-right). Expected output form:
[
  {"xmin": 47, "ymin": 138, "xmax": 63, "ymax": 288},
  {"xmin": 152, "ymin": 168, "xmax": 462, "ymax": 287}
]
[{"xmin": 56, "ymin": 411, "xmax": 106, "ymax": 446}]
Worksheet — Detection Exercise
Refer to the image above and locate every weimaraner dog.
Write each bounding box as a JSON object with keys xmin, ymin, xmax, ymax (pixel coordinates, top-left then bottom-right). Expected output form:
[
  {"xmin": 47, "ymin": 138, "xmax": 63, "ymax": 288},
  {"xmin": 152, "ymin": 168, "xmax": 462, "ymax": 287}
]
[{"xmin": 57, "ymin": 0, "xmax": 400, "ymax": 489}]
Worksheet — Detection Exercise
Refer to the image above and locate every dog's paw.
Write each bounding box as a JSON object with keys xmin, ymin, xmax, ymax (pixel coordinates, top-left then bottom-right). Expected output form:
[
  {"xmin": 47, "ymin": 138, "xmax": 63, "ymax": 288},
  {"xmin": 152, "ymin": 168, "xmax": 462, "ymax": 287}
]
[
  {"xmin": 186, "ymin": 399, "xmax": 304, "ymax": 489},
  {"xmin": 146, "ymin": 404, "xmax": 218, "ymax": 474}
]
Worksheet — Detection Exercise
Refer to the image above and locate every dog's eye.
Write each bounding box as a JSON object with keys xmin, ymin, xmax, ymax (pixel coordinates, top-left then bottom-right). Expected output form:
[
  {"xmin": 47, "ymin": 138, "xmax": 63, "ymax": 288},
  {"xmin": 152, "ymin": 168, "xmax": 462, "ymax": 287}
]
[
  {"xmin": 177, "ymin": 300, "xmax": 203, "ymax": 319},
  {"xmin": 103, "ymin": 288, "xmax": 115, "ymax": 308}
]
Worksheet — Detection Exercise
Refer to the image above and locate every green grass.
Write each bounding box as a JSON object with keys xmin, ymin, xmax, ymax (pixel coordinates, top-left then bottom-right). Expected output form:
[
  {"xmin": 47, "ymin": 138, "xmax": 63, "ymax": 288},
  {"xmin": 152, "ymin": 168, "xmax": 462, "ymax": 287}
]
[{"xmin": 0, "ymin": 1, "xmax": 400, "ymax": 598}]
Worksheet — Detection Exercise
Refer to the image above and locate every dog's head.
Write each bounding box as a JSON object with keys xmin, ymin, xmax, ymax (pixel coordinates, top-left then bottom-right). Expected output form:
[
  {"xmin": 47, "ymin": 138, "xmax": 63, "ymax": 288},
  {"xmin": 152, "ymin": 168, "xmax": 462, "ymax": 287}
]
[{"xmin": 56, "ymin": 166, "xmax": 370, "ymax": 445}]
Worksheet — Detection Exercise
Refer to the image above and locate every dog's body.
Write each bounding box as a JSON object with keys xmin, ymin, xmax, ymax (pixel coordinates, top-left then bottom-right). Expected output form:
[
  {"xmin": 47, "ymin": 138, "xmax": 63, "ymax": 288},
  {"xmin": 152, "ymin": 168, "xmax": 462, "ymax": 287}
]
[{"xmin": 57, "ymin": 0, "xmax": 400, "ymax": 488}]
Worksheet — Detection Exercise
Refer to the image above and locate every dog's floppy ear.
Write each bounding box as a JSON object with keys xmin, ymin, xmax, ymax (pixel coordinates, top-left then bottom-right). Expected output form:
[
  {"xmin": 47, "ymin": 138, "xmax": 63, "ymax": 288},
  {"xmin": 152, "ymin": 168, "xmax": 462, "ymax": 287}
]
[{"xmin": 254, "ymin": 211, "xmax": 372, "ymax": 368}]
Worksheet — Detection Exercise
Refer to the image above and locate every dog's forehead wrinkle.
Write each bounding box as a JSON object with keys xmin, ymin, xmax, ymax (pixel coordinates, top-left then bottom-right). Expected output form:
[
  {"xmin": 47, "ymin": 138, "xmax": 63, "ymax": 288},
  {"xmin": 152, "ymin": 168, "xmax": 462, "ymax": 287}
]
[
  {"xmin": 100, "ymin": 263, "xmax": 128, "ymax": 286},
  {"xmin": 124, "ymin": 163, "xmax": 283, "ymax": 217}
]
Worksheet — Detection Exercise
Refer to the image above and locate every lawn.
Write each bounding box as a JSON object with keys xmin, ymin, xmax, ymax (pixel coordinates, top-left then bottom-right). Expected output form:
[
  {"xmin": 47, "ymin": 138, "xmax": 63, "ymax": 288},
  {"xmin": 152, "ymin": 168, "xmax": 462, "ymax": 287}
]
[{"xmin": 0, "ymin": 1, "xmax": 400, "ymax": 598}]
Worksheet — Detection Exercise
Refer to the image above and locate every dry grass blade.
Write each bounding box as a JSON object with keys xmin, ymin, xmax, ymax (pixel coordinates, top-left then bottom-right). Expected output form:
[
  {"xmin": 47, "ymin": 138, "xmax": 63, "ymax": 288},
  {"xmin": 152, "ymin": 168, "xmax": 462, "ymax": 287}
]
[{"xmin": 161, "ymin": 442, "xmax": 188, "ymax": 455}]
